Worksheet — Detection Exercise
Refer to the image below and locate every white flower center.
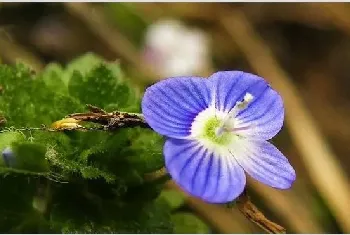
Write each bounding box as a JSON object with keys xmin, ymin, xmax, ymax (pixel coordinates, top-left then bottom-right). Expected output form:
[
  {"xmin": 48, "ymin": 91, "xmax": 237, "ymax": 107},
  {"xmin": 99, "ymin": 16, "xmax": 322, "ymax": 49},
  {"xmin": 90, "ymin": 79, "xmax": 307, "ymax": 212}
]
[{"xmin": 189, "ymin": 93, "xmax": 254, "ymax": 152}]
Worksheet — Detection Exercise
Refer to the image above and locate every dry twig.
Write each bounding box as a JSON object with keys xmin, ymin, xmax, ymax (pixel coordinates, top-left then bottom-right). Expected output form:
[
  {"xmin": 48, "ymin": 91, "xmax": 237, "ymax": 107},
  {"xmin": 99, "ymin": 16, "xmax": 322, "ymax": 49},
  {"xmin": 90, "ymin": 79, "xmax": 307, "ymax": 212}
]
[
  {"xmin": 236, "ymin": 190, "xmax": 286, "ymax": 234},
  {"xmin": 66, "ymin": 105, "xmax": 149, "ymax": 130}
]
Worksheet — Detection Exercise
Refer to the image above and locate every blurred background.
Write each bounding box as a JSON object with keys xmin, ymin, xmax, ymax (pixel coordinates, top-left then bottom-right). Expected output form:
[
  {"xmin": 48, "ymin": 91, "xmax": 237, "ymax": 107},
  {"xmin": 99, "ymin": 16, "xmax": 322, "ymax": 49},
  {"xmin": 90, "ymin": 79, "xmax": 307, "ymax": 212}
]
[{"xmin": 0, "ymin": 2, "xmax": 350, "ymax": 234}]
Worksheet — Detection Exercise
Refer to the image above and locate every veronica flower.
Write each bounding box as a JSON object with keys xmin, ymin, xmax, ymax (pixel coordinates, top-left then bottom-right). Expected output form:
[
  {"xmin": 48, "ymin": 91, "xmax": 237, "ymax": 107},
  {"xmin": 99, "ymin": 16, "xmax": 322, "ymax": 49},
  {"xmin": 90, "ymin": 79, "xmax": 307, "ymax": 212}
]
[{"xmin": 142, "ymin": 71, "xmax": 296, "ymax": 203}]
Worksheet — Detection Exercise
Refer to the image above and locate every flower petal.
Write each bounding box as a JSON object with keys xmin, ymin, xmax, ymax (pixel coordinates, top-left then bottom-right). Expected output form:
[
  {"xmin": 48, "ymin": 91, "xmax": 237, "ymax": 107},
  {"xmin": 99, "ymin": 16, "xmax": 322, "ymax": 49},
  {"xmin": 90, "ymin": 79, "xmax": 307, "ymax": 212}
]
[
  {"xmin": 164, "ymin": 138, "xmax": 246, "ymax": 203},
  {"xmin": 207, "ymin": 71, "xmax": 284, "ymax": 140},
  {"xmin": 230, "ymin": 139, "xmax": 296, "ymax": 189},
  {"xmin": 142, "ymin": 76, "xmax": 211, "ymax": 138},
  {"xmin": 207, "ymin": 71, "xmax": 269, "ymax": 112},
  {"xmin": 235, "ymin": 83, "xmax": 284, "ymax": 140}
]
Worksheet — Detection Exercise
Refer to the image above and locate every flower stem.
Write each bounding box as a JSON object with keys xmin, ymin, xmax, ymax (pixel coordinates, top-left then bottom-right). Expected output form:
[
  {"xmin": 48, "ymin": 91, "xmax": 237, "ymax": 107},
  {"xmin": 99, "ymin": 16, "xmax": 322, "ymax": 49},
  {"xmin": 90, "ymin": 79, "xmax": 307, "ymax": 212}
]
[{"xmin": 236, "ymin": 189, "xmax": 286, "ymax": 234}]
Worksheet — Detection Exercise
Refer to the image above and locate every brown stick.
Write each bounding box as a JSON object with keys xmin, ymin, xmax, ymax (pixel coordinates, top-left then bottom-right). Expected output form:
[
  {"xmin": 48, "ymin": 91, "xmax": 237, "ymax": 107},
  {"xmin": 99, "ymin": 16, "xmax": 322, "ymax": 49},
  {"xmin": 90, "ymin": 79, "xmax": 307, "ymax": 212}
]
[
  {"xmin": 66, "ymin": 105, "xmax": 149, "ymax": 130},
  {"xmin": 236, "ymin": 190, "xmax": 286, "ymax": 234}
]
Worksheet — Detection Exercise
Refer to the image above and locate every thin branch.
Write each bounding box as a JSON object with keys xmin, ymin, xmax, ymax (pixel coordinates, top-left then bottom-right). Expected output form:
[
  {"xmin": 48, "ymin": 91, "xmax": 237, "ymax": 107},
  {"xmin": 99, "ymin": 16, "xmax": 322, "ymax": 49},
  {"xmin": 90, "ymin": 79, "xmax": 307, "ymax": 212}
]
[
  {"xmin": 236, "ymin": 189, "xmax": 286, "ymax": 234},
  {"xmin": 0, "ymin": 105, "xmax": 149, "ymax": 133},
  {"xmin": 66, "ymin": 105, "xmax": 149, "ymax": 130}
]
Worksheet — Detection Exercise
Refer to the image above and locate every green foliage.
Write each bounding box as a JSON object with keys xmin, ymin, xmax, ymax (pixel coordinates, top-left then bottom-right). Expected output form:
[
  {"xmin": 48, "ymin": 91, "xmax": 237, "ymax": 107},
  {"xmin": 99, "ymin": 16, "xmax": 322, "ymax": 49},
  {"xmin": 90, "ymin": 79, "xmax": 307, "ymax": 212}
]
[
  {"xmin": 171, "ymin": 213, "xmax": 210, "ymax": 234},
  {"xmin": 159, "ymin": 190, "xmax": 211, "ymax": 234},
  {"xmin": 11, "ymin": 142, "xmax": 49, "ymax": 173},
  {"xmin": 159, "ymin": 189, "xmax": 186, "ymax": 211},
  {"xmin": 0, "ymin": 53, "xmax": 173, "ymax": 233}
]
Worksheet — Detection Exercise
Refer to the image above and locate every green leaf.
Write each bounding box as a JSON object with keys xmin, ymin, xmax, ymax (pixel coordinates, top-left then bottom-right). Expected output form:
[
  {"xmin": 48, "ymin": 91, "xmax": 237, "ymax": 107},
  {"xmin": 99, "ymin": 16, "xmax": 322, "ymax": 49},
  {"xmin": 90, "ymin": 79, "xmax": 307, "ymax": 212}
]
[
  {"xmin": 63, "ymin": 53, "xmax": 123, "ymax": 86},
  {"xmin": 171, "ymin": 212, "xmax": 210, "ymax": 234},
  {"xmin": 68, "ymin": 65, "xmax": 121, "ymax": 108},
  {"xmin": 159, "ymin": 189, "xmax": 186, "ymax": 211},
  {"xmin": 0, "ymin": 53, "xmax": 172, "ymax": 233},
  {"xmin": 0, "ymin": 64, "xmax": 83, "ymax": 126},
  {"xmin": 0, "ymin": 131, "xmax": 24, "ymax": 152},
  {"xmin": 11, "ymin": 142, "xmax": 50, "ymax": 173},
  {"xmin": 40, "ymin": 63, "xmax": 67, "ymax": 95},
  {"xmin": 68, "ymin": 62, "xmax": 139, "ymax": 111},
  {"xmin": 127, "ymin": 128, "xmax": 165, "ymax": 174}
]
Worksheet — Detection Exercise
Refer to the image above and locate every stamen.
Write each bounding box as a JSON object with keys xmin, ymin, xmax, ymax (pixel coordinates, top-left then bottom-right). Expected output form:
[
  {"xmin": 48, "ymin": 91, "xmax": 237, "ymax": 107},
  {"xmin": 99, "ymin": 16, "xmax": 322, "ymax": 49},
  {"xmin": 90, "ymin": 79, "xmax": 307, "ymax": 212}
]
[
  {"xmin": 216, "ymin": 92, "xmax": 254, "ymax": 136},
  {"xmin": 225, "ymin": 125, "xmax": 251, "ymax": 132},
  {"xmin": 232, "ymin": 93, "xmax": 254, "ymax": 113}
]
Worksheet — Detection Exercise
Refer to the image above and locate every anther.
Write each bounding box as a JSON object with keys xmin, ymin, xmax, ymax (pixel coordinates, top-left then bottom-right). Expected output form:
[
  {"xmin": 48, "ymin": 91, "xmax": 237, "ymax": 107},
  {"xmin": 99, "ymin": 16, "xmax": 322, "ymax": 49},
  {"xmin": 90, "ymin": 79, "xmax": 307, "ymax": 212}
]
[{"xmin": 216, "ymin": 92, "xmax": 254, "ymax": 136}]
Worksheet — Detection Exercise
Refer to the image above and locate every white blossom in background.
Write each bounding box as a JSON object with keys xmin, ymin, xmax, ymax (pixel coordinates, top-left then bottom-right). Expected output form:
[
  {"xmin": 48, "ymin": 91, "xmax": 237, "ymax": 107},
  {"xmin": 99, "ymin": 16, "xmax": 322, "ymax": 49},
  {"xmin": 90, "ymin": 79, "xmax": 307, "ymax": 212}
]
[{"xmin": 143, "ymin": 19, "xmax": 211, "ymax": 77}]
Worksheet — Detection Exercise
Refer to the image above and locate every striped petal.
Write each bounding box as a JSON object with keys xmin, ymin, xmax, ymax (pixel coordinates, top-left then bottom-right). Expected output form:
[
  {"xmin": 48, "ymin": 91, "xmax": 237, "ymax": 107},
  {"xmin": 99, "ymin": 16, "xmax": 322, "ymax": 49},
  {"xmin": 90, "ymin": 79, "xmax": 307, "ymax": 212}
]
[
  {"xmin": 207, "ymin": 71, "xmax": 284, "ymax": 140},
  {"xmin": 230, "ymin": 139, "xmax": 296, "ymax": 189},
  {"xmin": 234, "ymin": 84, "xmax": 284, "ymax": 140},
  {"xmin": 207, "ymin": 71, "xmax": 269, "ymax": 113},
  {"xmin": 164, "ymin": 138, "xmax": 246, "ymax": 203},
  {"xmin": 142, "ymin": 76, "xmax": 211, "ymax": 139}
]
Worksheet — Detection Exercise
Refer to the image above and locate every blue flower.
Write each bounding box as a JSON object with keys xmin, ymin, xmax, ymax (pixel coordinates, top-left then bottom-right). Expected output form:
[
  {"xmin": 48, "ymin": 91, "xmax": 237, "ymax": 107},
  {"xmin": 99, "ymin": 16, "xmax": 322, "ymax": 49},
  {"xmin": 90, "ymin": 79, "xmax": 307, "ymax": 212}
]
[{"xmin": 142, "ymin": 71, "xmax": 296, "ymax": 203}]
